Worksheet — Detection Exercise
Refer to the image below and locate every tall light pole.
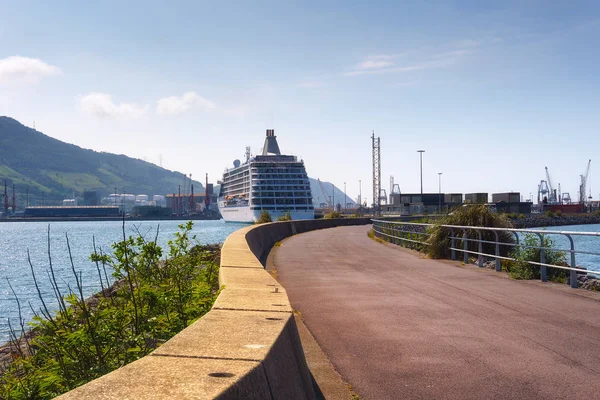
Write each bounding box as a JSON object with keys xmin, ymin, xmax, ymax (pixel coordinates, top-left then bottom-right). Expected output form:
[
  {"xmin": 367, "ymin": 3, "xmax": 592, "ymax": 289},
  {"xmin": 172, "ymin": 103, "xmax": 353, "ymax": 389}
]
[
  {"xmin": 332, "ymin": 183, "xmax": 335, "ymax": 212},
  {"xmin": 438, "ymin": 172, "xmax": 443, "ymax": 214},
  {"xmin": 418, "ymin": 150, "xmax": 425, "ymax": 195},
  {"xmin": 359, "ymin": 180, "xmax": 362, "ymax": 208},
  {"xmin": 344, "ymin": 182, "xmax": 346, "ymax": 212}
]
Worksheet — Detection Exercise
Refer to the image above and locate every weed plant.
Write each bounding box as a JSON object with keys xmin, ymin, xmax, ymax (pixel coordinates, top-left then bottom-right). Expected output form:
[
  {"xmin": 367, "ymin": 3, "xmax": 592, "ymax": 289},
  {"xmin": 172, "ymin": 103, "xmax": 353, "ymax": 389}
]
[
  {"xmin": 503, "ymin": 233, "xmax": 568, "ymax": 282},
  {"xmin": 277, "ymin": 212, "xmax": 292, "ymax": 222},
  {"xmin": 255, "ymin": 211, "xmax": 272, "ymax": 224},
  {"xmin": 323, "ymin": 211, "xmax": 341, "ymax": 219},
  {"xmin": 0, "ymin": 221, "xmax": 219, "ymax": 399},
  {"xmin": 426, "ymin": 205, "xmax": 515, "ymax": 259}
]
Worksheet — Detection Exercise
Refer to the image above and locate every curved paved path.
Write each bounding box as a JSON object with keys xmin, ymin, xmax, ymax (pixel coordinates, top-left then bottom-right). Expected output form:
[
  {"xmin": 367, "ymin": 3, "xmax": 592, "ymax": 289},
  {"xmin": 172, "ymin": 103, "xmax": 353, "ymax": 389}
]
[{"xmin": 273, "ymin": 225, "xmax": 600, "ymax": 400}]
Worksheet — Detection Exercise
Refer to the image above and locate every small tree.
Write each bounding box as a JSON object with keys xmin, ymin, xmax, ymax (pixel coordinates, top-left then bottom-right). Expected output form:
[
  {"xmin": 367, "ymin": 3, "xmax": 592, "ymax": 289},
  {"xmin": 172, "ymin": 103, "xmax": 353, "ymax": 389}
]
[
  {"xmin": 426, "ymin": 205, "xmax": 514, "ymax": 259},
  {"xmin": 323, "ymin": 211, "xmax": 341, "ymax": 219},
  {"xmin": 256, "ymin": 210, "xmax": 272, "ymax": 224},
  {"xmin": 504, "ymin": 233, "xmax": 568, "ymax": 281},
  {"xmin": 277, "ymin": 211, "xmax": 292, "ymax": 221}
]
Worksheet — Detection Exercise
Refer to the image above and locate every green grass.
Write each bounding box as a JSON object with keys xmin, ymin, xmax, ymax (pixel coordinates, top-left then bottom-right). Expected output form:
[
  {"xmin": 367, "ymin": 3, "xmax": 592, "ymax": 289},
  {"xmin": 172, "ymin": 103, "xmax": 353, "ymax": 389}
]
[{"xmin": 41, "ymin": 171, "xmax": 105, "ymax": 190}]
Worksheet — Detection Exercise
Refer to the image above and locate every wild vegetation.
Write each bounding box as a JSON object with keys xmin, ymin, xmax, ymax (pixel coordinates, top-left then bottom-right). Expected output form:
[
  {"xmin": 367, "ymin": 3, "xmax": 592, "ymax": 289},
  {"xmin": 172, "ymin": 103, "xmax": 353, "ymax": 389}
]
[
  {"xmin": 255, "ymin": 210, "xmax": 273, "ymax": 224},
  {"xmin": 277, "ymin": 211, "xmax": 292, "ymax": 222},
  {"xmin": 323, "ymin": 211, "xmax": 341, "ymax": 219},
  {"xmin": 0, "ymin": 221, "xmax": 220, "ymax": 399},
  {"xmin": 502, "ymin": 233, "xmax": 568, "ymax": 282},
  {"xmin": 426, "ymin": 205, "xmax": 515, "ymax": 259}
]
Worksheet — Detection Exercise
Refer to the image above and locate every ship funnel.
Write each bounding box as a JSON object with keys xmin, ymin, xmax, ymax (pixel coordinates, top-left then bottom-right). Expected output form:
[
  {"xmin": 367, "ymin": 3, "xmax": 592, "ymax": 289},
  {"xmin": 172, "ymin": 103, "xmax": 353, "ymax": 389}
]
[{"xmin": 262, "ymin": 129, "xmax": 281, "ymax": 156}]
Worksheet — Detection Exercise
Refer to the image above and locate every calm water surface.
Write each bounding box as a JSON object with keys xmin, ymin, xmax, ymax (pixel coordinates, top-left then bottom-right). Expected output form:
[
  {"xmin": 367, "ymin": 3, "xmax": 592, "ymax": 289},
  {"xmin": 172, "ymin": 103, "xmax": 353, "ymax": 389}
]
[
  {"xmin": 0, "ymin": 220, "xmax": 243, "ymax": 342},
  {"xmin": 530, "ymin": 223, "xmax": 600, "ymax": 273}
]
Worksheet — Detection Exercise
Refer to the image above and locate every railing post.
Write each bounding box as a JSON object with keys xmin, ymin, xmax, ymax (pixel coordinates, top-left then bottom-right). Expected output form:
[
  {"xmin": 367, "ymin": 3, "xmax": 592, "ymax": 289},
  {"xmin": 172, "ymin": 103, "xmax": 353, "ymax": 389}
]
[
  {"xmin": 451, "ymin": 228, "xmax": 456, "ymax": 261},
  {"xmin": 463, "ymin": 230, "xmax": 469, "ymax": 264},
  {"xmin": 565, "ymin": 234, "xmax": 578, "ymax": 288},
  {"xmin": 477, "ymin": 230, "xmax": 484, "ymax": 268},
  {"xmin": 493, "ymin": 231, "xmax": 501, "ymax": 272},
  {"xmin": 535, "ymin": 232, "xmax": 547, "ymax": 282}
]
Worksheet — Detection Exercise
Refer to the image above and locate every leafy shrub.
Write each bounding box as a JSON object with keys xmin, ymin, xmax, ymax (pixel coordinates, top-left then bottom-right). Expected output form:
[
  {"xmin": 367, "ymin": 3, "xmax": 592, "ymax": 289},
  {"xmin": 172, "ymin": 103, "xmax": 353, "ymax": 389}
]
[
  {"xmin": 546, "ymin": 210, "xmax": 555, "ymax": 218},
  {"xmin": 0, "ymin": 222, "xmax": 219, "ymax": 399},
  {"xmin": 323, "ymin": 211, "xmax": 341, "ymax": 219},
  {"xmin": 255, "ymin": 210, "xmax": 272, "ymax": 224},
  {"xmin": 519, "ymin": 213, "xmax": 525, "ymax": 219},
  {"xmin": 504, "ymin": 233, "xmax": 567, "ymax": 282},
  {"xmin": 426, "ymin": 205, "xmax": 515, "ymax": 259},
  {"xmin": 277, "ymin": 211, "xmax": 292, "ymax": 222},
  {"xmin": 555, "ymin": 210, "xmax": 563, "ymax": 217}
]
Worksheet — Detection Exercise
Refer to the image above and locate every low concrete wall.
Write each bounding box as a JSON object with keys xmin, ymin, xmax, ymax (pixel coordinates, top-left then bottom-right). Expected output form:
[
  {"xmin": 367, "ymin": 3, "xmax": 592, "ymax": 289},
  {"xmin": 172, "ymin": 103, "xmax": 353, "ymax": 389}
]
[{"xmin": 58, "ymin": 218, "xmax": 371, "ymax": 399}]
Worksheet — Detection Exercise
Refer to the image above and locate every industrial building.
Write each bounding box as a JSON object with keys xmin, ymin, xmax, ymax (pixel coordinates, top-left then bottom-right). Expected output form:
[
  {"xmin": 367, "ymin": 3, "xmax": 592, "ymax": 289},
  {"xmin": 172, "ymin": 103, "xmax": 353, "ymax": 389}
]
[
  {"xmin": 492, "ymin": 192, "xmax": 532, "ymax": 214},
  {"xmin": 382, "ymin": 193, "xmax": 463, "ymax": 215},
  {"xmin": 465, "ymin": 193, "xmax": 489, "ymax": 204},
  {"xmin": 165, "ymin": 192, "xmax": 218, "ymax": 215},
  {"xmin": 24, "ymin": 206, "xmax": 120, "ymax": 218}
]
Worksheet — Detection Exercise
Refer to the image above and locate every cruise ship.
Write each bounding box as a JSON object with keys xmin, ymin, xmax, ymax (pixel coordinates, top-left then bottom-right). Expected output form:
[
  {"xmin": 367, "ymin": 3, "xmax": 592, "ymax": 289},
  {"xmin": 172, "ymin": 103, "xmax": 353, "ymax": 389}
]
[{"xmin": 218, "ymin": 129, "xmax": 314, "ymax": 223}]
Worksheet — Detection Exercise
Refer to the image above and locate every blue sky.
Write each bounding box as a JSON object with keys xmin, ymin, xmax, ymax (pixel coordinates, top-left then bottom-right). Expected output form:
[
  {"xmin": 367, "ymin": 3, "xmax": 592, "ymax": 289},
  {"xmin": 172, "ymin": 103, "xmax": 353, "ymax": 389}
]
[{"xmin": 1, "ymin": 1, "xmax": 599, "ymax": 204}]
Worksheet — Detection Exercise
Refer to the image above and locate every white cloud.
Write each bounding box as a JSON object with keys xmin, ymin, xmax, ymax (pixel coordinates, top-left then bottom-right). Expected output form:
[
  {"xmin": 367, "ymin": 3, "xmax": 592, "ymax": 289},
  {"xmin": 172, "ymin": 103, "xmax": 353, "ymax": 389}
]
[
  {"xmin": 0, "ymin": 56, "xmax": 62, "ymax": 84},
  {"xmin": 297, "ymin": 81, "xmax": 326, "ymax": 88},
  {"xmin": 156, "ymin": 91, "xmax": 215, "ymax": 115},
  {"xmin": 79, "ymin": 92, "xmax": 148, "ymax": 119},
  {"xmin": 349, "ymin": 54, "xmax": 397, "ymax": 74},
  {"xmin": 345, "ymin": 48, "xmax": 473, "ymax": 77},
  {"xmin": 357, "ymin": 59, "xmax": 394, "ymax": 70},
  {"xmin": 432, "ymin": 49, "xmax": 474, "ymax": 59}
]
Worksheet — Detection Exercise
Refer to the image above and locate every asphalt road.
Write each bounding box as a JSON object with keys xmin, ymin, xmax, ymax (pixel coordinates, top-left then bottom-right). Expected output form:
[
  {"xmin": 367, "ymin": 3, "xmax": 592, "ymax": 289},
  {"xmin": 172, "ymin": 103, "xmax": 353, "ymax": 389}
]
[{"xmin": 273, "ymin": 225, "xmax": 600, "ymax": 400}]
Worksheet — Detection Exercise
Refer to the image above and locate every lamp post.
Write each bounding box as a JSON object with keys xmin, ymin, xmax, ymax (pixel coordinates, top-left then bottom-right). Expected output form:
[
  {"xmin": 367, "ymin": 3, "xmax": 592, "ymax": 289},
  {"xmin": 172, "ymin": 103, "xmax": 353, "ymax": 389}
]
[
  {"xmin": 332, "ymin": 183, "xmax": 335, "ymax": 212},
  {"xmin": 114, "ymin": 187, "xmax": 117, "ymax": 206},
  {"xmin": 359, "ymin": 180, "xmax": 362, "ymax": 209},
  {"xmin": 344, "ymin": 182, "xmax": 346, "ymax": 213},
  {"xmin": 438, "ymin": 172, "xmax": 443, "ymax": 214},
  {"xmin": 417, "ymin": 150, "xmax": 425, "ymax": 195}
]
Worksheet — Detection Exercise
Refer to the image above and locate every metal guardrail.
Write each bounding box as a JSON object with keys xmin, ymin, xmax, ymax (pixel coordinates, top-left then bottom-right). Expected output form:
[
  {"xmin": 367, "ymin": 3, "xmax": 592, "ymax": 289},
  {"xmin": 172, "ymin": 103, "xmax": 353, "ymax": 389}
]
[{"xmin": 372, "ymin": 219, "xmax": 600, "ymax": 289}]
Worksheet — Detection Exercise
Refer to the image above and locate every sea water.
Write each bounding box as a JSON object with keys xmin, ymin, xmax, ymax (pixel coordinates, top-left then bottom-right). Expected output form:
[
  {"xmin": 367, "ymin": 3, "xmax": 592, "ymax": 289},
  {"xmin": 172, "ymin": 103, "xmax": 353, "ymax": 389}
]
[{"xmin": 0, "ymin": 220, "xmax": 242, "ymax": 342}]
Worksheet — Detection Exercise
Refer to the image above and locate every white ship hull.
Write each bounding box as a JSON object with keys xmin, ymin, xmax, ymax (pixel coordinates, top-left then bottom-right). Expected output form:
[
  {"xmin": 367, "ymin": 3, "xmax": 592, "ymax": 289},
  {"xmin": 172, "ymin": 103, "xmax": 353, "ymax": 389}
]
[{"xmin": 219, "ymin": 205, "xmax": 314, "ymax": 223}]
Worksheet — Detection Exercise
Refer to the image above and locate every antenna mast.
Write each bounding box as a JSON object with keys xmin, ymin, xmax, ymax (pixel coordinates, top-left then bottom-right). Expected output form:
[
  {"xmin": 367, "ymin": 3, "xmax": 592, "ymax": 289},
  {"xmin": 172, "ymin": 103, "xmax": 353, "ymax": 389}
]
[{"xmin": 372, "ymin": 131, "xmax": 381, "ymax": 216}]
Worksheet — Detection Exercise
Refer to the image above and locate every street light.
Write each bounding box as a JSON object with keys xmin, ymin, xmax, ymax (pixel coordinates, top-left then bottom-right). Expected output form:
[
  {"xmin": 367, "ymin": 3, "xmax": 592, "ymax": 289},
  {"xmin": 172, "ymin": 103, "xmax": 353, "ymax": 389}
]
[
  {"xmin": 359, "ymin": 180, "xmax": 362, "ymax": 208},
  {"xmin": 344, "ymin": 182, "xmax": 346, "ymax": 213},
  {"xmin": 332, "ymin": 183, "xmax": 335, "ymax": 212},
  {"xmin": 438, "ymin": 172, "xmax": 443, "ymax": 214},
  {"xmin": 417, "ymin": 150, "xmax": 425, "ymax": 195}
]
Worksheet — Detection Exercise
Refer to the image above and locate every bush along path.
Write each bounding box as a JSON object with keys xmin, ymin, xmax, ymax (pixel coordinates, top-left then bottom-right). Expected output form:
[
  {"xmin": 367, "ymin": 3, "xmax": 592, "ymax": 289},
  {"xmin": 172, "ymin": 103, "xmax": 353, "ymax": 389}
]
[{"xmin": 0, "ymin": 221, "xmax": 221, "ymax": 399}]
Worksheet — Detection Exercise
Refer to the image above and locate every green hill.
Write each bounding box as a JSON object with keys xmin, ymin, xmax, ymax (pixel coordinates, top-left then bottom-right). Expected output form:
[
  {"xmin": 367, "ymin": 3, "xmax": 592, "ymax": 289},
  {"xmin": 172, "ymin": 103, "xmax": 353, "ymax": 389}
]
[{"xmin": 0, "ymin": 116, "xmax": 202, "ymax": 206}]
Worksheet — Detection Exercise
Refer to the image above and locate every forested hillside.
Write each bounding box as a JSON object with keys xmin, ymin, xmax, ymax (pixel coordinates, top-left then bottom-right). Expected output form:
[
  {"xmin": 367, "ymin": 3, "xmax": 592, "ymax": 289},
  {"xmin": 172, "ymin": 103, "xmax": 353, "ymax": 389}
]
[{"xmin": 0, "ymin": 117, "xmax": 202, "ymax": 205}]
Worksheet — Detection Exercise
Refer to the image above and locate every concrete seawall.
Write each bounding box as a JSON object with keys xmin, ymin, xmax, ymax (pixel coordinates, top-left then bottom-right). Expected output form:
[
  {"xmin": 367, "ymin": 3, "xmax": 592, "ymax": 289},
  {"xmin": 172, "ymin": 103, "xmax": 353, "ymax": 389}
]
[{"xmin": 58, "ymin": 218, "xmax": 371, "ymax": 399}]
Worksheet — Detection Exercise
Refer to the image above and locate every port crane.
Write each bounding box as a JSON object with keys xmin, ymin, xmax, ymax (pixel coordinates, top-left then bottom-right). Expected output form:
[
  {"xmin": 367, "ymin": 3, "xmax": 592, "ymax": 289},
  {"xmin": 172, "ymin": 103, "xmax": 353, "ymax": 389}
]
[
  {"xmin": 537, "ymin": 180, "xmax": 550, "ymax": 204},
  {"xmin": 579, "ymin": 159, "xmax": 591, "ymax": 205},
  {"xmin": 317, "ymin": 178, "xmax": 331, "ymax": 209},
  {"xmin": 545, "ymin": 167, "xmax": 558, "ymax": 204},
  {"xmin": 389, "ymin": 176, "xmax": 401, "ymax": 203},
  {"xmin": 537, "ymin": 167, "xmax": 559, "ymax": 204}
]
